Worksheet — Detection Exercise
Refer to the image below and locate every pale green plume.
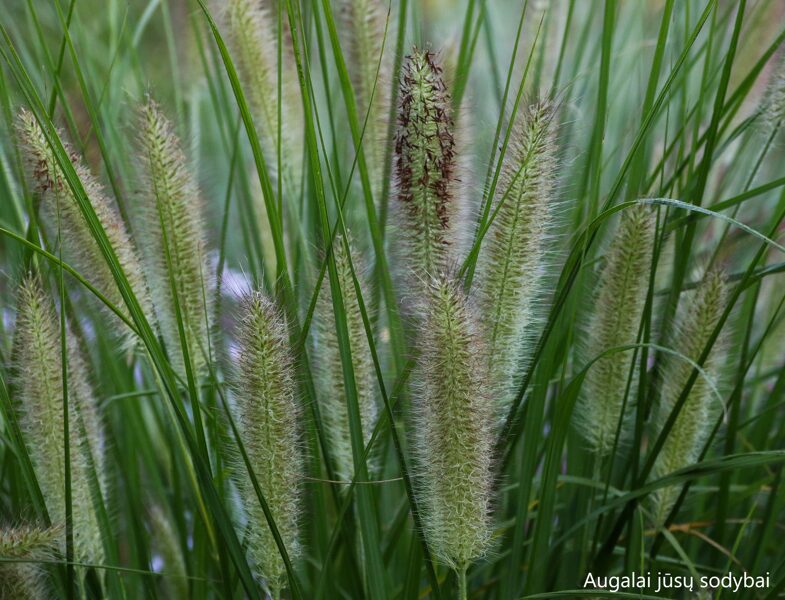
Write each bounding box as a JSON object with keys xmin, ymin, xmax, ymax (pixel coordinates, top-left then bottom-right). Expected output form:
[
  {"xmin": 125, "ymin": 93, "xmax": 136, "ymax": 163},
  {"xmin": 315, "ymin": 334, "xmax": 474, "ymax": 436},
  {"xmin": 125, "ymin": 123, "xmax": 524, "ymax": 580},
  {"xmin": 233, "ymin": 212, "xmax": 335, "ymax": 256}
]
[
  {"xmin": 650, "ymin": 270, "xmax": 728, "ymax": 525},
  {"xmin": 575, "ymin": 205, "xmax": 656, "ymax": 456},
  {"xmin": 476, "ymin": 100, "xmax": 558, "ymax": 412},
  {"xmin": 13, "ymin": 275, "xmax": 105, "ymax": 564},
  {"xmin": 342, "ymin": 0, "xmax": 392, "ymax": 197},
  {"xmin": 413, "ymin": 275, "xmax": 494, "ymax": 572},
  {"xmin": 313, "ymin": 233, "xmax": 378, "ymax": 481},
  {"xmin": 17, "ymin": 110, "xmax": 152, "ymax": 349},
  {"xmin": 232, "ymin": 291, "xmax": 303, "ymax": 594},
  {"xmin": 0, "ymin": 525, "xmax": 61, "ymax": 600},
  {"xmin": 149, "ymin": 506, "xmax": 187, "ymax": 599},
  {"xmin": 136, "ymin": 98, "xmax": 213, "ymax": 377},
  {"xmin": 224, "ymin": 0, "xmax": 301, "ymax": 190},
  {"xmin": 760, "ymin": 55, "xmax": 785, "ymax": 134},
  {"xmin": 393, "ymin": 49, "xmax": 466, "ymax": 289}
]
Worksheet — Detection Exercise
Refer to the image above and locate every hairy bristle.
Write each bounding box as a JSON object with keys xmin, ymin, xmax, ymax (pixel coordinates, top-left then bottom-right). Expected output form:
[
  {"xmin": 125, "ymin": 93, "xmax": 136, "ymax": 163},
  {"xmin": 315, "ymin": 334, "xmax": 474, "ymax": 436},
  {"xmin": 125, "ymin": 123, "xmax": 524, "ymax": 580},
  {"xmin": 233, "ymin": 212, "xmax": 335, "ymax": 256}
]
[
  {"xmin": 393, "ymin": 49, "xmax": 466, "ymax": 289},
  {"xmin": 0, "ymin": 524, "xmax": 61, "ymax": 600},
  {"xmin": 476, "ymin": 100, "xmax": 558, "ymax": 414},
  {"xmin": 231, "ymin": 290, "xmax": 303, "ymax": 594},
  {"xmin": 342, "ymin": 0, "xmax": 392, "ymax": 196},
  {"xmin": 136, "ymin": 97, "xmax": 213, "ymax": 377},
  {"xmin": 312, "ymin": 232, "xmax": 378, "ymax": 481},
  {"xmin": 16, "ymin": 109, "xmax": 152, "ymax": 350},
  {"xmin": 650, "ymin": 270, "xmax": 728, "ymax": 525},
  {"xmin": 13, "ymin": 275, "xmax": 105, "ymax": 564},
  {"xmin": 575, "ymin": 205, "xmax": 656, "ymax": 456},
  {"xmin": 412, "ymin": 274, "xmax": 495, "ymax": 571},
  {"xmin": 760, "ymin": 55, "xmax": 785, "ymax": 134},
  {"xmin": 224, "ymin": 0, "xmax": 302, "ymax": 192}
]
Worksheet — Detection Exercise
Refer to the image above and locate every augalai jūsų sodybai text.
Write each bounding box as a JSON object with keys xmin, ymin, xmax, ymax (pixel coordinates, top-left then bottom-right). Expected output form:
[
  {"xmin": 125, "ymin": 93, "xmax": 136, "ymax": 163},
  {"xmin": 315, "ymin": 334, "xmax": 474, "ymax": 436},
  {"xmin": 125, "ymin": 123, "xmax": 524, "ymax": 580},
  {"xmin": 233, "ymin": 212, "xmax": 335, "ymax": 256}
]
[{"xmin": 583, "ymin": 571, "xmax": 770, "ymax": 594}]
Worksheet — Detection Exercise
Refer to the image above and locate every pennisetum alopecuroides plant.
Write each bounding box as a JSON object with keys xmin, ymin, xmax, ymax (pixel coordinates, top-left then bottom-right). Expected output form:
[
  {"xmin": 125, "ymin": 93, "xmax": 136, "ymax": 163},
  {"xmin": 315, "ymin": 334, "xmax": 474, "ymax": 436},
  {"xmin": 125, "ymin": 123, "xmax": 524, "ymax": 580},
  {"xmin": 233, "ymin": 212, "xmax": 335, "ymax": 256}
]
[
  {"xmin": 0, "ymin": 524, "xmax": 61, "ymax": 600},
  {"xmin": 650, "ymin": 269, "xmax": 729, "ymax": 526},
  {"xmin": 17, "ymin": 110, "xmax": 152, "ymax": 350},
  {"xmin": 341, "ymin": 0, "xmax": 392, "ymax": 200},
  {"xmin": 135, "ymin": 97, "xmax": 214, "ymax": 378},
  {"xmin": 231, "ymin": 290, "xmax": 303, "ymax": 599},
  {"xmin": 476, "ymin": 99, "xmax": 558, "ymax": 414},
  {"xmin": 575, "ymin": 205, "xmax": 656, "ymax": 457},
  {"xmin": 224, "ymin": 0, "xmax": 302, "ymax": 193},
  {"xmin": 12, "ymin": 274, "xmax": 106, "ymax": 566},
  {"xmin": 412, "ymin": 274, "xmax": 495, "ymax": 597},
  {"xmin": 393, "ymin": 49, "xmax": 467, "ymax": 294}
]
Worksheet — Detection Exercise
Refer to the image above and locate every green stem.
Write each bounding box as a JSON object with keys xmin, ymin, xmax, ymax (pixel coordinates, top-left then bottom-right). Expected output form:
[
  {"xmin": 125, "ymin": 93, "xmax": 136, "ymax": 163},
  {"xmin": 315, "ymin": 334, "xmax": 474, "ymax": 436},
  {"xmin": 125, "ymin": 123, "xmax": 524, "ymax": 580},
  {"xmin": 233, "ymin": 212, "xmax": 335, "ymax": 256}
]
[{"xmin": 457, "ymin": 563, "xmax": 468, "ymax": 600}]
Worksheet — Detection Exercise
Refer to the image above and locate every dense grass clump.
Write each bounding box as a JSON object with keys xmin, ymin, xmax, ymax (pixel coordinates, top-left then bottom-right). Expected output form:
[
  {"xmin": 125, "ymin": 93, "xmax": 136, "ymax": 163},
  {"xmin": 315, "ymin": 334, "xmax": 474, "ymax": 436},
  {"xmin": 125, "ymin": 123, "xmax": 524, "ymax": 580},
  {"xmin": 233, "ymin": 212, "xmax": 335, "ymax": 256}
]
[{"xmin": 2, "ymin": 2, "xmax": 785, "ymax": 599}]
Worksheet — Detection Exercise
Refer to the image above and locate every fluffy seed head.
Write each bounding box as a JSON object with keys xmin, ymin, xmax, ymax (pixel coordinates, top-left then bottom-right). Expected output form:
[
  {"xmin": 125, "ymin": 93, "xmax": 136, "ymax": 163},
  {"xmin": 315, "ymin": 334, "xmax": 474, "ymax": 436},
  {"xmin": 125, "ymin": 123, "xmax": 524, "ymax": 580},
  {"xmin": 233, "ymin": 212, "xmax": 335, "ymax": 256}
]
[
  {"xmin": 224, "ymin": 0, "xmax": 302, "ymax": 191},
  {"xmin": 342, "ymin": 0, "xmax": 392, "ymax": 195},
  {"xmin": 136, "ymin": 98, "xmax": 214, "ymax": 377},
  {"xmin": 16, "ymin": 109, "xmax": 152, "ymax": 349},
  {"xmin": 231, "ymin": 290, "xmax": 303, "ymax": 591},
  {"xmin": 575, "ymin": 205, "xmax": 656, "ymax": 456},
  {"xmin": 0, "ymin": 525, "xmax": 61, "ymax": 600},
  {"xmin": 313, "ymin": 233, "xmax": 378, "ymax": 481},
  {"xmin": 650, "ymin": 270, "xmax": 728, "ymax": 525},
  {"xmin": 412, "ymin": 274, "xmax": 495, "ymax": 569},
  {"xmin": 12, "ymin": 275, "xmax": 106, "ymax": 564},
  {"xmin": 760, "ymin": 54, "xmax": 785, "ymax": 135},
  {"xmin": 476, "ymin": 100, "xmax": 558, "ymax": 413},
  {"xmin": 393, "ymin": 49, "xmax": 466, "ymax": 289}
]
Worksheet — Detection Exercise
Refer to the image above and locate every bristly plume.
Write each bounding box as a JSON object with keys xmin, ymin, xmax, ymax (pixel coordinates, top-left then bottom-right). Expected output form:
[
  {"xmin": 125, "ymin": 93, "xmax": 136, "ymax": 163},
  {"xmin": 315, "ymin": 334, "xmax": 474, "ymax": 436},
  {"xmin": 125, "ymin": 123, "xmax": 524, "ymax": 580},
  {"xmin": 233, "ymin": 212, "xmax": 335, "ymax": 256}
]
[
  {"xmin": 650, "ymin": 270, "xmax": 728, "ymax": 526},
  {"xmin": 341, "ymin": 0, "xmax": 392, "ymax": 198},
  {"xmin": 412, "ymin": 274, "xmax": 494, "ymax": 572},
  {"xmin": 393, "ymin": 49, "xmax": 466, "ymax": 290},
  {"xmin": 13, "ymin": 274, "xmax": 106, "ymax": 564},
  {"xmin": 476, "ymin": 100, "xmax": 558, "ymax": 413},
  {"xmin": 575, "ymin": 205, "xmax": 656, "ymax": 457},
  {"xmin": 760, "ymin": 54, "xmax": 785, "ymax": 135},
  {"xmin": 224, "ymin": 0, "xmax": 302, "ymax": 193},
  {"xmin": 312, "ymin": 232, "xmax": 378, "ymax": 481},
  {"xmin": 136, "ymin": 98, "xmax": 214, "ymax": 377},
  {"xmin": 0, "ymin": 525, "xmax": 61, "ymax": 600},
  {"xmin": 231, "ymin": 290, "xmax": 303, "ymax": 595},
  {"xmin": 16, "ymin": 109, "xmax": 152, "ymax": 350}
]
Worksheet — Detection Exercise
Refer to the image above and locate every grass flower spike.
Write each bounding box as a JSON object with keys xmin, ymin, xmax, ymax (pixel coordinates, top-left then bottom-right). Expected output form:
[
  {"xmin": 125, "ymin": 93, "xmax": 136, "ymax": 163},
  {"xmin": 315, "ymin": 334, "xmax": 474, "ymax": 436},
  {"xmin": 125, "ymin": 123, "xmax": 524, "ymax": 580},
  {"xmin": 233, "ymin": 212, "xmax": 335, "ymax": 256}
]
[
  {"xmin": 0, "ymin": 525, "xmax": 61, "ymax": 600},
  {"xmin": 760, "ymin": 55, "xmax": 785, "ymax": 134},
  {"xmin": 313, "ymin": 233, "xmax": 377, "ymax": 481},
  {"xmin": 413, "ymin": 274, "xmax": 494, "ymax": 577},
  {"xmin": 136, "ymin": 98, "xmax": 213, "ymax": 377},
  {"xmin": 232, "ymin": 291, "xmax": 303, "ymax": 595},
  {"xmin": 13, "ymin": 275, "xmax": 105, "ymax": 564},
  {"xmin": 575, "ymin": 205, "xmax": 655, "ymax": 456},
  {"xmin": 393, "ymin": 49, "xmax": 465, "ymax": 288},
  {"xmin": 476, "ymin": 100, "xmax": 558, "ymax": 411},
  {"xmin": 225, "ymin": 0, "xmax": 301, "ymax": 189},
  {"xmin": 17, "ymin": 110, "xmax": 151, "ymax": 348},
  {"xmin": 650, "ymin": 270, "xmax": 728, "ymax": 525},
  {"xmin": 342, "ymin": 0, "xmax": 391, "ymax": 196}
]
